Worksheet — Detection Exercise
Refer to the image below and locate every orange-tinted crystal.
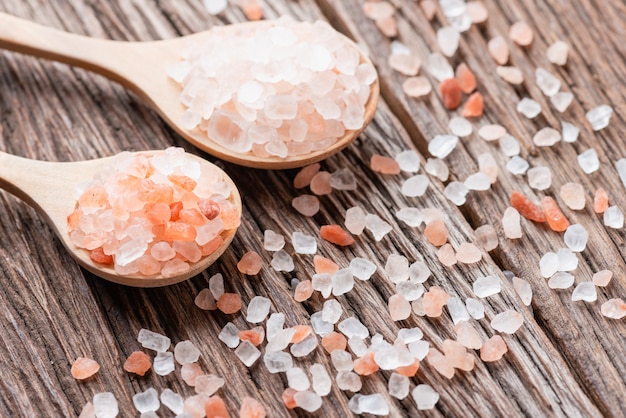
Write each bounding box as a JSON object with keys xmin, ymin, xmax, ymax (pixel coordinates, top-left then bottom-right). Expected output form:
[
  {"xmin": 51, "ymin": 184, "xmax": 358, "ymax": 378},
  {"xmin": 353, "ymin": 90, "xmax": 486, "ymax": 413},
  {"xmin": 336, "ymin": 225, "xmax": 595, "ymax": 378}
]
[
  {"xmin": 123, "ymin": 351, "xmax": 151, "ymax": 376},
  {"xmin": 205, "ymin": 395, "xmax": 230, "ymax": 418},
  {"xmin": 456, "ymin": 63, "xmax": 477, "ymax": 94},
  {"xmin": 217, "ymin": 293, "xmax": 242, "ymax": 314},
  {"xmin": 353, "ymin": 352, "xmax": 379, "ymax": 376},
  {"xmin": 594, "ymin": 187, "xmax": 609, "ymax": 214},
  {"xmin": 510, "ymin": 191, "xmax": 546, "ymax": 222},
  {"xmin": 462, "ymin": 92, "xmax": 484, "ymax": 117},
  {"xmin": 90, "ymin": 247, "xmax": 113, "ymax": 265},
  {"xmin": 541, "ymin": 197, "xmax": 570, "ymax": 231},
  {"xmin": 440, "ymin": 78, "xmax": 463, "ymax": 110}
]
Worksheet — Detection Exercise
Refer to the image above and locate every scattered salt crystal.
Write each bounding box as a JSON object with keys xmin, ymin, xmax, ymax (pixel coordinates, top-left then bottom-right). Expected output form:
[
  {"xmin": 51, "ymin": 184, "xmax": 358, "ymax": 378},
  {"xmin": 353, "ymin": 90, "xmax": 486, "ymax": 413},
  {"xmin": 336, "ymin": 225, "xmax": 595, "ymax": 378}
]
[
  {"xmin": 429, "ymin": 135, "xmax": 459, "ymax": 158},
  {"xmin": 336, "ymin": 370, "xmax": 362, "ymax": 392},
  {"xmin": 427, "ymin": 53, "xmax": 454, "ymax": 81},
  {"xmin": 409, "ymin": 261, "xmax": 431, "ymax": 283},
  {"xmin": 293, "ymin": 390, "xmax": 323, "ymax": 413},
  {"xmin": 331, "ymin": 350, "xmax": 354, "ymax": 371},
  {"xmin": 388, "ymin": 51, "xmax": 421, "ymax": 76},
  {"xmin": 488, "ymin": 36, "xmax": 509, "ymax": 65},
  {"xmin": 332, "ymin": 268, "xmax": 355, "ymax": 296},
  {"xmin": 571, "ymin": 282, "xmax": 597, "ymax": 302},
  {"xmin": 506, "ymin": 156, "xmax": 529, "ymax": 175},
  {"xmin": 310, "ymin": 172, "xmax": 332, "ymax": 195},
  {"xmin": 339, "ymin": 317, "xmax": 369, "ymax": 339},
  {"xmin": 564, "ymin": 224, "xmax": 588, "ymax": 252},
  {"xmin": 246, "ymin": 296, "xmax": 271, "ymax": 323},
  {"xmin": 266, "ymin": 313, "xmax": 285, "ymax": 340},
  {"xmin": 447, "ymin": 297, "xmax": 470, "ymax": 325},
  {"xmin": 540, "ymin": 252, "xmax": 559, "ymax": 278},
  {"xmin": 473, "ymin": 275, "xmax": 502, "ymax": 298},
  {"xmin": 480, "ymin": 335, "xmax": 508, "ymax": 361},
  {"xmin": 502, "ymin": 207, "xmax": 522, "ymax": 239},
  {"xmin": 153, "ymin": 352, "xmax": 175, "ymax": 376},
  {"xmin": 331, "ymin": 168, "xmax": 357, "ymax": 190},
  {"xmin": 547, "ymin": 40, "xmax": 569, "ymax": 65},
  {"xmin": 322, "ymin": 299, "xmax": 343, "ymax": 324},
  {"xmin": 395, "ymin": 150, "xmax": 421, "ymax": 173},
  {"xmin": 527, "ymin": 166, "xmax": 552, "ymax": 190},
  {"xmin": 396, "ymin": 280, "xmax": 425, "ymax": 301},
  {"xmin": 350, "ymin": 257, "xmax": 377, "ymax": 281},
  {"xmin": 512, "ymin": 277, "xmax": 532, "ymax": 306},
  {"xmin": 397, "ymin": 327, "xmax": 423, "ymax": 344},
  {"xmin": 425, "ymin": 158, "xmax": 450, "ymax": 181},
  {"xmin": 263, "ymin": 230, "xmax": 285, "ymax": 251},
  {"xmin": 533, "ymin": 127, "xmax": 561, "ymax": 147},
  {"xmin": 449, "ymin": 117, "xmax": 473, "ymax": 137},
  {"xmin": 401, "ymin": 175, "xmax": 429, "ymax": 197},
  {"xmin": 349, "ymin": 394, "xmax": 389, "ymax": 415},
  {"xmin": 586, "ymin": 105, "xmax": 613, "ymax": 131},
  {"xmin": 402, "ymin": 77, "xmax": 432, "ymax": 97},
  {"xmin": 551, "ymin": 92, "xmax": 573, "ymax": 112},
  {"xmin": 517, "ymin": 98, "xmax": 542, "ymax": 119},
  {"xmin": 491, "ymin": 310, "xmax": 523, "ymax": 334},
  {"xmin": 560, "ymin": 182, "xmax": 585, "ymax": 210},
  {"xmin": 93, "ymin": 393, "xmax": 118, "ymax": 418},
  {"xmin": 174, "ymin": 340, "xmax": 200, "ymax": 365},
  {"xmin": 291, "ymin": 333, "xmax": 318, "ymax": 357},
  {"xmin": 266, "ymin": 328, "xmax": 296, "ymax": 352},
  {"xmin": 464, "ymin": 172, "xmax": 491, "ymax": 191},
  {"xmin": 592, "ymin": 270, "xmax": 612, "ymax": 287},
  {"xmin": 389, "ymin": 294, "xmax": 411, "ymax": 320},
  {"xmin": 496, "ymin": 66, "xmax": 524, "ymax": 84},
  {"xmin": 218, "ymin": 322, "xmax": 240, "ymax": 348},
  {"xmin": 475, "ymin": 224, "xmax": 498, "ymax": 251},
  {"xmin": 478, "ymin": 124, "xmax": 506, "ymax": 141},
  {"xmin": 437, "ymin": 244, "xmax": 457, "ymax": 267},
  {"xmin": 509, "ymin": 21, "xmax": 533, "ymax": 45},
  {"xmin": 294, "ymin": 164, "xmax": 321, "ymax": 188},
  {"xmin": 467, "ymin": 1, "xmax": 488, "ymax": 23},
  {"xmin": 310, "ymin": 312, "xmax": 334, "ymax": 336},
  {"xmin": 388, "ymin": 373, "xmax": 410, "ymax": 400},
  {"xmin": 365, "ymin": 214, "xmax": 392, "ymax": 241},
  {"xmin": 601, "ymin": 299, "xmax": 626, "ymax": 319},
  {"xmin": 209, "ymin": 273, "xmax": 224, "ymax": 300},
  {"xmin": 444, "ymin": 181, "xmax": 469, "ymax": 206},
  {"xmin": 203, "ymin": 0, "xmax": 227, "ymax": 15},
  {"xmin": 264, "ymin": 351, "xmax": 293, "ymax": 373},
  {"xmin": 363, "ymin": 1, "xmax": 395, "ymax": 19},
  {"xmin": 396, "ymin": 207, "xmax": 423, "ymax": 227},
  {"xmin": 557, "ymin": 248, "xmax": 578, "ymax": 271},
  {"xmin": 195, "ymin": 375, "xmax": 224, "ymax": 396},
  {"xmin": 438, "ymin": 26, "xmax": 460, "ymax": 57},
  {"xmin": 132, "ymin": 388, "xmax": 159, "ymax": 413},
  {"xmin": 386, "ymin": 254, "xmax": 410, "ymax": 283},
  {"xmin": 536, "ymin": 68, "xmax": 561, "ymax": 96},
  {"xmin": 287, "ymin": 367, "xmax": 310, "ymax": 391},
  {"xmin": 413, "ymin": 384, "xmax": 439, "ymax": 410},
  {"xmin": 562, "ymin": 122, "xmax": 580, "ymax": 143},
  {"xmin": 195, "ymin": 288, "xmax": 217, "ymax": 310},
  {"xmin": 499, "ymin": 134, "xmax": 521, "ymax": 157},
  {"xmin": 271, "ymin": 250, "xmax": 294, "ymax": 272},
  {"xmin": 160, "ymin": 389, "xmax": 183, "ymax": 415},
  {"xmin": 138, "ymin": 329, "xmax": 171, "ymax": 353},
  {"xmin": 466, "ymin": 298, "xmax": 485, "ymax": 319},
  {"xmin": 577, "ymin": 149, "xmax": 599, "ymax": 174},
  {"xmin": 310, "ymin": 363, "xmax": 332, "ymax": 396},
  {"xmin": 548, "ymin": 272, "xmax": 575, "ymax": 289},
  {"xmin": 456, "ymin": 243, "xmax": 482, "ymax": 263},
  {"xmin": 345, "ymin": 206, "xmax": 367, "ymax": 235}
]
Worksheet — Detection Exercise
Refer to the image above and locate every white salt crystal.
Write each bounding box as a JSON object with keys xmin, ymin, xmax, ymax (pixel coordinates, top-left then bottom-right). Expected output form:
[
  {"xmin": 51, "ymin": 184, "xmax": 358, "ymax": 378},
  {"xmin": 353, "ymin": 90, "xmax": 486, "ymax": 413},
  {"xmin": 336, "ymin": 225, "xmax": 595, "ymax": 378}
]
[
  {"xmin": 138, "ymin": 329, "xmax": 171, "ymax": 353},
  {"xmin": 322, "ymin": 299, "xmax": 343, "ymax": 323},
  {"xmin": 572, "ymin": 282, "xmax": 597, "ymax": 302},
  {"xmin": 557, "ymin": 248, "xmax": 578, "ymax": 271},
  {"xmin": 527, "ymin": 166, "xmax": 552, "ymax": 190},
  {"xmin": 174, "ymin": 340, "xmax": 200, "ymax": 365},
  {"xmin": 473, "ymin": 275, "xmax": 501, "ymax": 297},
  {"xmin": 338, "ymin": 317, "xmax": 369, "ymax": 339},
  {"xmin": 266, "ymin": 327, "xmax": 296, "ymax": 352},
  {"xmin": 499, "ymin": 134, "xmax": 521, "ymax": 157},
  {"xmin": 391, "ymin": 40, "xmax": 411, "ymax": 55},
  {"xmin": 331, "ymin": 350, "xmax": 354, "ymax": 371},
  {"xmin": 502, "ymin": 207, "xmax": 522, "ymax": 239},
  {"xmin": 336, "ymin": 370, "xmax": 362, "ymax": 392},
  {"xmin": 601, "ymin": 299, "xmax": 626, "ymax": 319},
  {"xmin": 153, "ymin": 352, "xmax": 175, "ymax": 376},
  {"xmin": 425, "ymin": 158, "xmax": 450, "ymax": 181},
  {"xmin": 311, "ymin": 363, "xmax": 332, "ymax": 396},
  {"xmin": 533, "ymin": 127, "xmax": 561, "ymax": 147},
  {"xmin": 345, "ymin": 206, "xmax": 367, "ymax": 235},
  {"xmin": 209, "ymin": 273, "xmax": 224, "ymax": 300},
  {"xmin": 616, "ymin": 159, "xmax": 626, "ymax": 189},
  {"xmin": 478, "ymin": 152, "xmax": 499, "ymax": 183},
  {"xmin": 402, "ymin": 175, "xmax": 429, "ymax": 197},
  {"xmin": 133, "ymin": 388, "xmax": 159, "ymax": 413},
  {"xmin": 93, "ymin": 392, "xmax": 118, "ymax": 418},
  {"xmin": 447, "ymin": 297, "xmax": 470, "ymax": 324},
  {"xmin": 478, "ymin": 124, "xmax": 506, "ymax": 141},
  {"xmin": 465, "ymin": 298, "xmax": 485, "ymax": 319},
  {"xmin": 293, "ymin": 390, "xmax": 323, "ymax": 412},
  {"xmin": 396, "ymin": 207, "xmax": 423, "ymax": 227},
  {"xmin": 445, "ymin": 181, "xmax": 469, "ymax": 206},
  {"xmin": 551, "ymin": 92, "xmax": 573, "ymax": 112},
  {"xmin": 429, "ymin": 134, "xmax": 459, "ymax": 158},
  {"xmin": 349, "ymin": 394, "xmax": 389, "ymax": 415},
  {"xmin": 396, "ymin": 281, "xmax": 424, "ymax": 301},
  {"xmin": 310, "ymin": 312, "xmax": 334, "ymax": 336},
  {"xmin": 365, "ymin": 214, "xmax": 392, "ymax": 241},
  {"xmin": 513, "ymin": 277, "xmax": 532, "ymax": 306},
  {"xmin": 564, "ymin": 224, "xmax": 588, "ymax": 252},
  {"xmin": 604, "ymin": 206, "xmax": 624, "ymax": 229},
  {"xmin": 195, "ymin": 375, "xmax": 224, "ymax": 396},
  {"xmin": 203, "ymin": 0, "xmax": 227, "ymax": 15},
  {"xmin": 413, "ymin": 384, "xmax": 439, "ymax": 410},
  {"xmin": 386, "ymin": 254, "xmax": 410, "ymax": 283},
  {"xmin": 409, "ymin": 261, "xmax": 431, "ymax": 283},
  {"xmin": 218, "ymin": 322, "xmax": 240, "ymax": 348},
  {"xmin": 547, "ymin": 40, "xmax": 568, "ymax": 65},
  {"xmin": 560, "ymin": 122, "xmax": 579, "ymax": 143},
  {"xmin": 271, "ymin": 250, "xmax": 294, "ymax": 272},
  {"xmin": 395, "ymin": 150, "xmax": 421, "ymax": 173},
  {"xmin": 292, "ymin": 231, "xmax": 317, "ymax": 254},
  {"xmin": 389, "ymin": 373, "xmax": 410, "ymax": 399},
  {"xmin": 331, "ymin": 168, "xmax": 357, "ymax": 190},
  {"xmin": 540, "ymin": 252, "xmax": 559, "ymax": 278},
  {"xmin": 438, "ymin": 26, "xmax": 460, "ymax": 57},
  {"xmin": 264, "ymin": 351, "xmax": 293, "ymax": 373},
  {"xmin": 427, "ymin": 52, "xmax": 454, "ymax": 81},
  {"xmin": 350, "ymin": 257, "xmax": 377, "ymax": 281},
  {"xmin": 291, "ymin": 333, "xmax": 318, "ymax": 357},
  {"xmin": 586, "ymin": 105, "xmax": 613, "ymax": 131},
  {"xmin": 246, "ymin": 296, "xmax": 271, "ymax": 323},
  {"xmin": 464, "ymin": 172, "xmax": 491, "ymax": 191},
  {"xmin": 332, "ymin": 268, "xmax": 355, "ymax": 296},
  {"xmin": 160, "ymin": 389, "xmax": 183, "ymax": 415},
  {"xmin": 548, "ymin": 272, "xmax": 575, "ymax": 289},
  {"xmin": 536, "ymin": 68, "xmax": 561, "ymax": 96},
  {"xmin": 266, "ymin": 313, "xmax": 285, "ymax": 340},
  {"xmin": 577, "ymin": 149, "xmax": 599, "ymax": 174},
  {"xmin": 517, "ymin": 98, "xmax": 542, "ymax": 119},
  {"xmin": 397, "ymin": 327, "xmax": 423, "ymax": 344},
  {"xmin": 449, "ymin": 116, "xmax": 473, "ymax": 137},
  {"xmin": 264, "ymin": 230, "xmax": 285, "ymax": 251},
  {"xmin": 490, "ymin": 310, "xmax": 524, "ymax": 334},
  {"xmin": 287, "ymin": 367, "xmax": 310, "ymax": 391},
  {"xmin": 506, "ymin": 156, "xmax": 529, "ymax": 175}
]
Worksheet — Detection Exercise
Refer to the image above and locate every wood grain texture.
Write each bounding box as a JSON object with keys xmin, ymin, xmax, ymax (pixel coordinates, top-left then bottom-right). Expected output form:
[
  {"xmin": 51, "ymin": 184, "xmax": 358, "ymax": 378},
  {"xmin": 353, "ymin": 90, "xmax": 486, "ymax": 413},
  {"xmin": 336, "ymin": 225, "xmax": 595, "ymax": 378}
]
[{"xmin": 0, "ymin": 0, "xmax": 624, "ymax": 417}]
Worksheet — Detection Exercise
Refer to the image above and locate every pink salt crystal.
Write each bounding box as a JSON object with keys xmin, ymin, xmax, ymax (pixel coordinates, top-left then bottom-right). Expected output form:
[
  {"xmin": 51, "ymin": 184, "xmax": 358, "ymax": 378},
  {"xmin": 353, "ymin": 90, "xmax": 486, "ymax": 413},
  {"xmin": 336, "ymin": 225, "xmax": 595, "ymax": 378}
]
[
  {"xmin": 454, "ymin": 321, "xmax": 483, "ymax": 349},
  {"xmin": 601, "ymin": 298, "xmax": 626, "ymax": 319},
  {"xmin": 480, "ymin": 335, "xmax": 508, "ymax": 361},
  {"xmin": 424, "ymin": 220, "xmax": 449, "ymax": 247},
  {"xmin": 237, "ymin": 251, "xmax": 263, "ymax": 275},
  {"xmin": 71, "ymin": 357, "xmax": 100, "ymax": 380},
  {"xmin": 455, "ymin": 243, "xmax": 482, "ymax": 264},
  {"xmin": 136, "ymin": 255, "xmax": 162, "ymax": 276},
  {"xmin": 389, "ymin": 294, "xmax": 412, "ymax": 321},
  {"xmin": 240, "ymin": 396, "xmax": 266, "ymax": 418},
  {"xmin": 423, "ymin": 286, "xmax": 450, "ymax": 317},
  {"xmin": 478, "ymin": 124, "xmax": 506, "ymax": 141},
  {"xmin": 442, "ymin": 339, "xmax": 475, "ymax": 371},
  {"xmin": 475, "ymin": 225, "xmax": 498, "ymax": 251},
  {"xmin": 402, "ymin": 77, "xmax": 432, "ymax": 98},
  {"xmin": 150, "ymin": 242, "xmax": 176, "ymax": 261},
  {"xmin": 294, "ymin": 280, "xmax": 314, "ymax": 302},
  {"xmin": 427, "ymin": 348, "xmax": 455, "ymax": 379},
  {"xmin": 239, "ymin": 0, "xmax": 263, "ymax": 20},
  {"xmin": 195, "ymin": 288, "xmax": 217, "ymax": 310},
  {"xmin": 478, "ymin": 153, "xmax": 499, "ymax": 183},
  {"xmin": 371, "ymin": 154, "xmax": 401, "ymax": 174},
  {"xmin": 217, "ymin": 293, "xmax": 242, "ymax": 314},
  {"xmin": 456, "ymin": 63, "xmax": 477, "ymax": 94},
  {"xmin": 79, "ymin": 402, "xmax": 94, "ymax": 418},
  {"xmin": 185, "ymin": 394, "xmax": 210, "ymax": 417},
  {"xmin": 161, "ymin": 259, "xmax": 191, "ymax": 277},
  {"xmin": 437, "ymin": 244, "xmax": 457, "ymax": 267},
  {"xmin": 182, "ymin": 363, "xmax": 204, "ymax": 386},
  {"xmin": 388, "ymin": 53, "xmax": 421, "ymax": 76},
  {"xmin": 310, "ymin": 172, "xmax": 332, "ymax": 195},
  {"xmin": 292, "ymin": 195, "xmax": 320, "ymax": 217},
  {"xmin": 502, "ymin": 207, "xmax": 522, "ymax": 239},
  {"xmin": 488, "ymin": 36, "xmax": 509, "ymax": 65},
  {"xmin": 496, "ymin": 66, "xmax": 524, "ymax": 84},
  {"xmin": 466, "ymin": 1, "xmax": 489, "ymax": 23},
  {"xmin": 294, "ymin": 164, "xmax": 321, "ymax": 189},
  {"xmin": 363, "ymin": 1, "xmax": 395, "ymax": 20},
  {"xmin": 173, "ymin": 241, "xmax": 202, "ymax": 262},
  {"xmin": 560, "ymin": 182, "xmax": 586, "ymax": 210},
  {"xmin": 420, "ymin": 0, "xmax": 437, "ymax": 20},
  {"xmin": 376, "ymin": 16, "xmax": 398, "ymax": 37},
  {"xmin": 509, "ymin": 21, "xmax": 533, "ymax": 46},
  {"xmin": 592, "ymin": 270, "xmax": 613, "ymax": 287}
]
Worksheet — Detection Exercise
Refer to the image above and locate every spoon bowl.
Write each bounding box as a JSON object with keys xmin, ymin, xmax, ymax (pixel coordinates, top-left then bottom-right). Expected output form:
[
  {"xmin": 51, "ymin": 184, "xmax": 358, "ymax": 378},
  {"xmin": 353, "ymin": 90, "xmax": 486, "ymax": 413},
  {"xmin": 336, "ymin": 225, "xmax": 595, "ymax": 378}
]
[
  {"xmin": 0, "ymin": 13, "xmax": 379, "ymax": 169},
  {"xmin": 0, "ymin": 150, "xmax": 241, "ymax": 287}
]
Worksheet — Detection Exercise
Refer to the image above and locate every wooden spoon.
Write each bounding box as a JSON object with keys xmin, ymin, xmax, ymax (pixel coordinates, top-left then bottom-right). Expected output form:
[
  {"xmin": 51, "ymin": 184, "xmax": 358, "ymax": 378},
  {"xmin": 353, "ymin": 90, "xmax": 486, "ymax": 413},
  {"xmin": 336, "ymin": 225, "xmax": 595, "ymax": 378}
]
[
  {"xmin": 0, "ymin": 150, "xmax": 241, "ymax": 287},
  {"xmin": 0, "ymin": 13, "xmax": 379, "ymax": 169}
]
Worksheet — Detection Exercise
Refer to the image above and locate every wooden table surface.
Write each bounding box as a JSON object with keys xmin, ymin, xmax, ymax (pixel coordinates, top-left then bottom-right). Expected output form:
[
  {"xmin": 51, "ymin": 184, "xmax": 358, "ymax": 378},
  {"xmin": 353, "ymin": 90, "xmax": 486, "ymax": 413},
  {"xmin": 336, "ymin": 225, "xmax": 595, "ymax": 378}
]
[{"xmin": 0, "ymin": 0, "xmax": 625, "ymax": 417}]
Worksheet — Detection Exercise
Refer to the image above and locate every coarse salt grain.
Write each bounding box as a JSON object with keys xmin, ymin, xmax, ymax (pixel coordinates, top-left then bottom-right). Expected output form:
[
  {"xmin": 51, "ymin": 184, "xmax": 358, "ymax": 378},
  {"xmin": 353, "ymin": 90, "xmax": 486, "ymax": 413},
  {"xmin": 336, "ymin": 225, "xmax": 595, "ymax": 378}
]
[{"xmin": 547, "ymin": 41, "xmax": 569, "ymax": 65}]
